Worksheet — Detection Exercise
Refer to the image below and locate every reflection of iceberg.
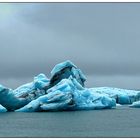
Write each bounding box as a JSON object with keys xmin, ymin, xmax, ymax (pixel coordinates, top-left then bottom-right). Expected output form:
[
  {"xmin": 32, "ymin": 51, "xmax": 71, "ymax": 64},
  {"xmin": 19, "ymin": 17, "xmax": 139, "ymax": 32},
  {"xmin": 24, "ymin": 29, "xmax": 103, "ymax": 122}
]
[{"xmin": 0, "ymin": 60, "xmax": 140, "ymax": 112}]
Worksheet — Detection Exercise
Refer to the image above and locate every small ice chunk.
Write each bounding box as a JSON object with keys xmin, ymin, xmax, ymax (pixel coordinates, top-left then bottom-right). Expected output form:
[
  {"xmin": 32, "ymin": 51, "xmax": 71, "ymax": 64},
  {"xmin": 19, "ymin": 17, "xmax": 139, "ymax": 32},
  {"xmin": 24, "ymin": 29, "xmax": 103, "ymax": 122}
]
[
  {"xmin": 129, "ymin": 101, "xmax": 140, "ymax": 108},
  {"xmin": 0, "ymin": 105, "xmax": 7, "ymax": 112},
  {"xmin": 0, "ymin": 85, "xmax": 29, "ymax": 111}
]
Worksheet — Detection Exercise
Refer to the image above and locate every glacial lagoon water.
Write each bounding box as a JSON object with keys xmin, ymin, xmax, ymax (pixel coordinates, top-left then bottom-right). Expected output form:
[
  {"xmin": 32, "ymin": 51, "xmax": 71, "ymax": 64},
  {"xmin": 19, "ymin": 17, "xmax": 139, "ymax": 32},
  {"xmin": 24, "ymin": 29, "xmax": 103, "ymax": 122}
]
[{"xmin": 0, "ymin": 105, "xmax": 140, "ymax": 138}]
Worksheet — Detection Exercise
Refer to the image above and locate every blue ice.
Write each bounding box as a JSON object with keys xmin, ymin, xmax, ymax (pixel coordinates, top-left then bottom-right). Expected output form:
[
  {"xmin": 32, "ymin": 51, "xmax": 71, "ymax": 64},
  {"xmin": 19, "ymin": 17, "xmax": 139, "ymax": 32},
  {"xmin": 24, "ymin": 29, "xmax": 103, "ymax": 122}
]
[{"xmin": 0, "ymin": 60, "xmax": 140, "ymax": 112}]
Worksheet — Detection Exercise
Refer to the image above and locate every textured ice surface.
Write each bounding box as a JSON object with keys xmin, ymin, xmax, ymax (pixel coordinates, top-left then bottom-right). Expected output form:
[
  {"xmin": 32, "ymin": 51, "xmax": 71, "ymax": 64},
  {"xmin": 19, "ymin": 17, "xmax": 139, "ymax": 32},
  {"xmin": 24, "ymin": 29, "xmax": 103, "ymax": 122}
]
[
  {"xmin": 34, "ymin": 73, "xmax": 50, "ymax": 89},
  {"xmin": 0, "ymin": 105, "xmax": 7, "ymax": 112},
  {"xmin": 14, "ymin": 73, "xmax": 49, "ymax": 97},
  {"xmin": 49, "ymin": 60, "xmax": 86, "ymax": 87},
  {"xmin": 129, "ymin": 101, "xmax": 140, "ymax": 108},
  {"xmin": 51, "ymin": 60, "xmax": 77, "ymax": 77},
  {"xmin": 0, "ymin": 73, "xmax": 49, "ymax": 111},
  {"xmin": 0, "ymin": 84, "xmax": 29, "ymax": 111},
  {"xmin": 16, "ymin": 77, "xmax": 116, "ymax": 112},
  {"xmin": 0, "ymin": 60, "xmax": 140, "ymax": 112},
  {"xmin": 90, "ymin": 87, "xmax": 140, "ymax": 104}
]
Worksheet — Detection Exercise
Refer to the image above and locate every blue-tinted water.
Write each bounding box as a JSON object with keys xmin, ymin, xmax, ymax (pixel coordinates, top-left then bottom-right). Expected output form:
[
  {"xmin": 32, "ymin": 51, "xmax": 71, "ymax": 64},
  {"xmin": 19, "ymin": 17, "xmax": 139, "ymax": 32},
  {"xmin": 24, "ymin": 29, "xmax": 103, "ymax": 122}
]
[{"xmin": 0, "ymin": 106, "xmax": 140, "ymax": 138}]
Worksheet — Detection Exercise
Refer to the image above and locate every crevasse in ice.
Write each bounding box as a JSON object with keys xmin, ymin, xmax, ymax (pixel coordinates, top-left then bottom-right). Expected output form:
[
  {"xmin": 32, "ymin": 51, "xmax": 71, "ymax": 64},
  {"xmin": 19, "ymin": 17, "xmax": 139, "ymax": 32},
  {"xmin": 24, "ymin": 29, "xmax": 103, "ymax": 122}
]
[{"xmin": 0, "ymin": 60, "xmax": 140, "ymax": 112}]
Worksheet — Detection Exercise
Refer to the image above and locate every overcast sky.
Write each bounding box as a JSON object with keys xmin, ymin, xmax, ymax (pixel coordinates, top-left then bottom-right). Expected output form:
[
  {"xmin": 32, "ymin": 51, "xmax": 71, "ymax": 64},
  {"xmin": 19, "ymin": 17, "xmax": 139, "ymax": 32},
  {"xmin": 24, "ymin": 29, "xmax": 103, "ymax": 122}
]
[{"xmin": 0, "ymin": 3, "xmax": 140, "ymax": 89}]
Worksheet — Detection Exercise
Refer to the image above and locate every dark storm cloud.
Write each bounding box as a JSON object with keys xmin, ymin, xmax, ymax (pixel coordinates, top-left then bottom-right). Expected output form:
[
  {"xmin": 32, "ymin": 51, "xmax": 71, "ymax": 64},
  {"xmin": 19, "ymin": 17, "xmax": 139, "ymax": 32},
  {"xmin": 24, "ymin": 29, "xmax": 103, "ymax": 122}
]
[{"xmin": 0, "ymin": 3, "xmax": 140, "ymax": 88}]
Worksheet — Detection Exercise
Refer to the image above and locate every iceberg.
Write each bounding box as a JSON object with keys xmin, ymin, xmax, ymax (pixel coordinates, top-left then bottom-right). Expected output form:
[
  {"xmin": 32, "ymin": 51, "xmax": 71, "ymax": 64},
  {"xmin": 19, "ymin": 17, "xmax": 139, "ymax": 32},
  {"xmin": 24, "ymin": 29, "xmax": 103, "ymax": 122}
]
[
  {"xmin": 0, "ymin": 84, "xmax": 30, "ymax": 111},
  {"xmin": 0, "ymin": 73, "xmax": 49, "ymax": 111},
  {"xmin": 90, "ymin": 87, "xmax": 140, "ymax": 104},
  {"xmin": 0, "ymin": 60, "xmax": 140, "ymax": 112},
  {"xmin": 129, "ymin": 101, "xmax": 140, "ymax": 108},
  {"xmin": 16, "ymin": 76, "xmax": 116, "ymax": 112}
]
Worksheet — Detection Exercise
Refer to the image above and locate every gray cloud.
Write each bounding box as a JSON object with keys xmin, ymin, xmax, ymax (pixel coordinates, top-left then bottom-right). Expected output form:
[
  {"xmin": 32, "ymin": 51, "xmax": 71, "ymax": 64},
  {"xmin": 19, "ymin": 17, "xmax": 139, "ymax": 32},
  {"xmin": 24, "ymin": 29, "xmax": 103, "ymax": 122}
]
[
  {"xmin": 0, "ymin": 3, "xmax": 140, "ymax": 89},
  {"xmin": 86, "ymin": 75, "xmax": 140, "ymax": 90}
]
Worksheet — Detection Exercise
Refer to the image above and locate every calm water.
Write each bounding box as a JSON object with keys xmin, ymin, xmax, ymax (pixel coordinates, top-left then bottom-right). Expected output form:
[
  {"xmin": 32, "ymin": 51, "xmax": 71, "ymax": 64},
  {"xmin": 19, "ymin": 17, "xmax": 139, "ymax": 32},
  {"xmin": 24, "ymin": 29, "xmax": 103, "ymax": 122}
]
[{"xmin": 0, "ymin": 106, "xmax": 140, "ymax": 137}]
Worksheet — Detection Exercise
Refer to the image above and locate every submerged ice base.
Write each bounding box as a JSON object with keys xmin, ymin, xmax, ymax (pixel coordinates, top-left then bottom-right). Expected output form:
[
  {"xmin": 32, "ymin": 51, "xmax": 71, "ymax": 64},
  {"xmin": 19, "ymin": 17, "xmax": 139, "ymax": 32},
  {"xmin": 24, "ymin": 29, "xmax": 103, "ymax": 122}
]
[{"xmin": 0, "ymin": 60, "xmax": 140, "ymax": 112}]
